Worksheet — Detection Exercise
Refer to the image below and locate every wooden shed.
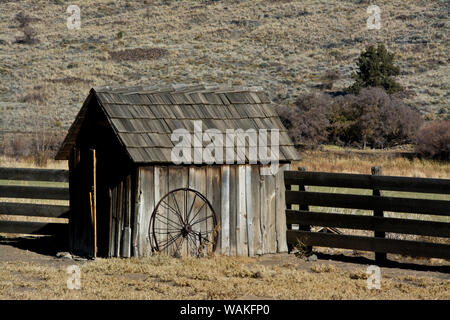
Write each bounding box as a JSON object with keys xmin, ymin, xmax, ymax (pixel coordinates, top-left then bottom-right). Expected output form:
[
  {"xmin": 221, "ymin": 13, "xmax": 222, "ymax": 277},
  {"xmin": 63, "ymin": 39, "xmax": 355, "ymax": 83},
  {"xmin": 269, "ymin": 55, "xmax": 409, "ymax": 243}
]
[{"xmin": 55, "ymin": 84, "xmax": 300, "ymax": 258}]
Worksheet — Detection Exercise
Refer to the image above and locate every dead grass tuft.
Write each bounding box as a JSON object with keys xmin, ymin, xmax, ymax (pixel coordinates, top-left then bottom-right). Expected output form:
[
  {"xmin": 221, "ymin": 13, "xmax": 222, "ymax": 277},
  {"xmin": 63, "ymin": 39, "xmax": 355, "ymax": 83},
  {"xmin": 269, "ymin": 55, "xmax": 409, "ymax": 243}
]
[
  {"xmin": 46, "ymin": 77, "xmax": 92, "ymax": 85},
  {"xmin": 310, "ymin": 264, "xmax": 337, "ymax": 273},
  {"xmin": 109, "ymin": 48, "xmax": 169, "ymax": 62}
]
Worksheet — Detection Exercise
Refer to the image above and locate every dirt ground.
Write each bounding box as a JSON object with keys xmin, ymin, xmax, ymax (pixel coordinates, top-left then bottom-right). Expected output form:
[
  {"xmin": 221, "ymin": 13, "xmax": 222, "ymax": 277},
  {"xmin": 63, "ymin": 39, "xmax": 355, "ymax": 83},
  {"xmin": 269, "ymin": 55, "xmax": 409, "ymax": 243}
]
[{"xmin": 0, "ymin": 235, "xmax": 448, "ymax": 300}]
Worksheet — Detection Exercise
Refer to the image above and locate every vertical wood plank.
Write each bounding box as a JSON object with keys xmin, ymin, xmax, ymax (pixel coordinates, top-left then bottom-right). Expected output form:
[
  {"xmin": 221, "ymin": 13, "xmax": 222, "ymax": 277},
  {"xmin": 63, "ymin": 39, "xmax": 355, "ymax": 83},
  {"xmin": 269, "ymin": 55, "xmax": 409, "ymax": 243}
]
[
  {"xmin": 91, "ymin": 149, "xmax": 97, "ymax": 258},
  {"xmin": 245, "ymin": 165, "xmax": 254, "ymax": 256},
  {"xmin": 168, "ymin": 167, "xmax": 188, "ymax": 256},
  {"xmin": 115, "ymin": 181, "xmax": 123, "ymax": 257},
  {"xmin": 260, "ymin": 171, "xmax": 268, "ymax": 254},
  {"xmin": 132, "ymin": 168, "xmax": 141, "ymax": 257},
  {"xmin": 68, "ymin": 152, "xmax": 74, "ymax": 254},
  {"xmin": 229, "ymin": 166, "xmax": 237, "ymax": 255},
  {"xmin": 220, "ymin": 165, "xmax": 230, "ymax": 255},
  {"xmin": 237, "ymin": 165, "xmax": 248, "ymax": 256},
  {"xmin": 250, "ymin": 166, "xmax": 262, "ymax": 255},
  {"xmin": 188, "ymin": 166, "xmax": 207, "ymax": 256},
  {"xmin": 266, "ymin": 171, "xmax": 277, "ymax": 253},
  {"xmin": 152, "ymin": 167, "xmax": 160, "ymax": 252},
  {"xmin": 154, "ymin": 166, "xmax": 169, "ymax": 254},
  {"xmin": 108, "ymin": 188, "xmax": 113, "ymax": 257},
  {"xmin": 138, "ymin": 167, "xmax": 155, "ymax": 257},
  {"xmin": 206, "ymin": 166, "xmax": 221, "ymax": 255},
  {"xmin": 275, "ymin": 164, "xmax": 289, "ymax": 253},
  {"xmin": 153, "ymin": 167, "xmax": 161, "ymax": 253},
  {"xmin": 110, "ymin": 186, "xmax": 117, "ymax": 257},
  {"xmin": 121, "ymin": 175, "xmax": 132, "ymax": 258}
]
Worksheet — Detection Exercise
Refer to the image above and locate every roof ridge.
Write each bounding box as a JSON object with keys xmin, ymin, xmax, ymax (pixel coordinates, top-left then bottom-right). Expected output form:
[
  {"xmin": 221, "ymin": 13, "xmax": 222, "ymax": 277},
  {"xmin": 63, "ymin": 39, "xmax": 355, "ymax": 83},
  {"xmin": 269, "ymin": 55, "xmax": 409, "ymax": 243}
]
[{"xmin": 93, "ymin": 84, "xmax": 264, "ymax": 95}]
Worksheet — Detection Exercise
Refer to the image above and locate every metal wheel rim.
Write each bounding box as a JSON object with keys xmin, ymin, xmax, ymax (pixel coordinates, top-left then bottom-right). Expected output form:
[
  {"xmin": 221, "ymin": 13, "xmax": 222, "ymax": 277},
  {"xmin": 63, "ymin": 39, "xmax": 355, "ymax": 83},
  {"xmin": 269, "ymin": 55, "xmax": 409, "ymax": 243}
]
[{"xmin": 150, "ymin": 187, "xmax": 218, "ymax": 257}]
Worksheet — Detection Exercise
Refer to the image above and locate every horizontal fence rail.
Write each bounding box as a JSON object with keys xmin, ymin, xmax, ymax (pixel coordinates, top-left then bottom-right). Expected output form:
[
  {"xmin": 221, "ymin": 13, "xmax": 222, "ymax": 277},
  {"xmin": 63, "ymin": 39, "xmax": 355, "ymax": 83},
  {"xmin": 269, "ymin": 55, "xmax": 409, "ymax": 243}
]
[
  {"xmin": 286, "ymin": 210, "xmax": 450, "ymax": 238},
  {"xmin": 284, "ymin": 171, "xmax": 450, "ymax": 194},
  {"xmin": 285, "ymin": 191, "xmax": 450, "ymax": 216},
  {"xmin": 287, "ymin": 231, "xmax": 450, "ymax": 260},
  {"xmin": 0, "ymin": 167, "xmax": 69, "ymax": 182},
  {"xmin": 0, "ymin": 221, "xmax": 68, "ymax": 235},
  {"xmin": 285, "ymin": 168, "xmax": 450, "ymax": 262},
  {"xmin": 0, "ymin": 167, "xmax": 69, "ymax": 236},
  {"xmin": 0, "ymin": 185, "xmax": 70, "ymax": 200},
  {"xmin": 0, "ymin": 202, "xmax": 69, "ymax": 218}
]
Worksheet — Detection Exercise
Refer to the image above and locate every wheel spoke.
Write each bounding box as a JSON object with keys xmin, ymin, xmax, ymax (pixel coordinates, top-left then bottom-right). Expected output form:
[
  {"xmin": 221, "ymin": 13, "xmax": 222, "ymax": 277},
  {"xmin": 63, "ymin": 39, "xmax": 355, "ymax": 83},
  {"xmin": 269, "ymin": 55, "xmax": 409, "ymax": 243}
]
[
  {"xmin": 152, "ymin": 230, "xmax": 181, "ymax": 235},
  {"xmin": 188, "ymin": 201, "xmax": 207, "ymax": 225},
  {"xmin": 170, "ymin": 193, "xmax": 184, "ymax": 224},
  {"xmin": 187, "ymin": 233, "xmax": 199, "ymax": 254},
  {"xmin": 155, "ymin": 213, "xmax": 183, "ymax": 230},
  {"xmin": 159, "ymin": 233, "xmax": 181, "ymax": 251},
  {"xmin": 153, "ymin": 227, "xmax": 182, "ymax": 232},
  {"xmin": 193, "ymin": 231, "xmax": 214, "ymax": 244},
  {"xmin": 184, "ymin": 189, "xmax": 188, "ymax": 223},
  {"xmin": 191, "ymin": 214, "xmax": 214, "ymax": 226},
  {"xmin": 160, "ymin": 199, "xmax": 184, "ymax": 224},
  {"xmin": 155, "ymin": 217, "xmax": 179, "ymax": 232},
  {"xmin": 173, "ymin": 235, "xmax": 185, "ymax": 256},
  {"xmin": 187, "ymin": 194, "xmax": 197, "ymax": 220}
]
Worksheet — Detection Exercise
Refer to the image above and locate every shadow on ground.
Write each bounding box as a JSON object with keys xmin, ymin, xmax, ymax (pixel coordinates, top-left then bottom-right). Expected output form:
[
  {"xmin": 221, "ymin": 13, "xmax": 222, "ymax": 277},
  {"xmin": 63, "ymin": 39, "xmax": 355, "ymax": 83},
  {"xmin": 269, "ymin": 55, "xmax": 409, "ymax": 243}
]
[
  {"xmin": 0, "ymin": 235, "xmax": 68, "ymax": 257},
  {"xmin": 315, "ymin": 251, "xmax": 450, "ymax": 274}
]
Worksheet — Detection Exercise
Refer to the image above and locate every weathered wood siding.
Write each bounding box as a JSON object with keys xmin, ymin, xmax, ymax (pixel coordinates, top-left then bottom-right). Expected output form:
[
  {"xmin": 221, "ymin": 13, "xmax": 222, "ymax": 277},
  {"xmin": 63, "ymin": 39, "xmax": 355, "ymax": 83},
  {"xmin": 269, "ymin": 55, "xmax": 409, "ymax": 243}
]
[{"xmin": 122, "ymin": 163, "xmax": 289, "ymax": 258}]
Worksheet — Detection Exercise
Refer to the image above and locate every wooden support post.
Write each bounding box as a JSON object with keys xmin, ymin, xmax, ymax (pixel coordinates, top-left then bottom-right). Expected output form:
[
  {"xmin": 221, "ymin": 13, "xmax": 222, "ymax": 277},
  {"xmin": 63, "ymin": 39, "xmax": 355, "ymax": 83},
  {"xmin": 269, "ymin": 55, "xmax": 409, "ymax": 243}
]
[
  {"xmin": 287, "ymin": 167, "xmax": 311, "ymax": 253},
  {"xmin": 108, "ymin": 188, "xmax": 113, "ymax": 258},
  {"xmin": 286, "ymin": 178, "xmax": 293, "ymax": 252},
  {"xmin": 372, "ymin": 166, "xmax": 386, "ymax": 263},
  {"xmin": 90, "ymin": 149, "xmax": 97, "ymax": 258},
  {"xmin": 297, "ymin": 167, "xmax": 312, "ymax": 254},
  {"xmin": 121, "ymin": 175, "xmax": 132, "ymax": 258}
]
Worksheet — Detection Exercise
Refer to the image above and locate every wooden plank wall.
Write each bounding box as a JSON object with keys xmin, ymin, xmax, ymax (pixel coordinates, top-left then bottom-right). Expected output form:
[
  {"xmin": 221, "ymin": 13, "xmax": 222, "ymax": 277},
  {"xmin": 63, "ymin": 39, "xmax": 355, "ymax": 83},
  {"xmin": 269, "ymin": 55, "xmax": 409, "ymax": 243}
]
[{"xmin": 128, "ymin": 163, "xmax": 289, "ymax": 258}]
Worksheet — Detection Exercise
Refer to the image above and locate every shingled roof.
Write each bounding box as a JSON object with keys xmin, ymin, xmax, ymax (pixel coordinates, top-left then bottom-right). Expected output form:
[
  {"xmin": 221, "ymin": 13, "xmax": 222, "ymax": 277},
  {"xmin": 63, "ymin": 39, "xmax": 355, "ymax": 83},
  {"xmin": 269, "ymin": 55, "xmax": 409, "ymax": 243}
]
[{"xmin": 55, "ymin": 84, "xmax": 300, "ymax": 163}]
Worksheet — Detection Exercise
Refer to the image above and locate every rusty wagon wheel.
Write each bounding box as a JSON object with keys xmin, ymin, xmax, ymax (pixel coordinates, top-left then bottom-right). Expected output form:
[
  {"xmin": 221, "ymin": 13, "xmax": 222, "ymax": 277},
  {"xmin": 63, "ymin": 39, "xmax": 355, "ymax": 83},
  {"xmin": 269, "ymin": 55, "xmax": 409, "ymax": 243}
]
[{"xmin": 150, "ymin": 188, "xmax": 218, "ymax": 257}]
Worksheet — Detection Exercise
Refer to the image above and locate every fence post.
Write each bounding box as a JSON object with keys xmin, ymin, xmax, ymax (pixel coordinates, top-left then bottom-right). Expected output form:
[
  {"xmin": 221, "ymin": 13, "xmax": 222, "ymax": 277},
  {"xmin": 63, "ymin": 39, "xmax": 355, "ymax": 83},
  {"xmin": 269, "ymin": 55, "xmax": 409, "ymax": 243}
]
[
  {"xmin": 286, "ymin": 181, "xmax": 292, "ymax": 253},
  {"xmin": 297, "ymin": 167, "xmax": 312, "ymax": 254},
  {"xmin": 372, "ymin": 166, "xmax": 386, "ymax": 263}
]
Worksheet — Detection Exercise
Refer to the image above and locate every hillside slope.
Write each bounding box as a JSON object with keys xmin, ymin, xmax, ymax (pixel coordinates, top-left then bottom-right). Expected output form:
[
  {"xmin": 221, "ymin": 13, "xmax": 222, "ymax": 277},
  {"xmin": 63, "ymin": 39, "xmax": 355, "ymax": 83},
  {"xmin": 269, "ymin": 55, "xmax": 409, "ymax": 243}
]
[{"xmin": 0, "ymin": 0, "xmax": 448, "ymax": 133}]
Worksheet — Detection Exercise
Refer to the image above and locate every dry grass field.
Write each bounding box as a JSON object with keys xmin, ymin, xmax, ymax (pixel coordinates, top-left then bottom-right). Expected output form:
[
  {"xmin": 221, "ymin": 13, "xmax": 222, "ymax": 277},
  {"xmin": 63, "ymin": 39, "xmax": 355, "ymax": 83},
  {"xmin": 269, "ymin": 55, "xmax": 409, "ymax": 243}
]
[
  {"xmin": 0, "ymin": 253, "xmax": 449, "ymax": 300},
  {"xmin": 0, "ymin": 150, "xmax": 449, "ymax": 300},
  {"xmin": 294, "ymin": 146, "xmax": 450, "ymax": 178},
  {"xmin": 0, "ymin": 0, "xmax": 449, "ymax": 136}
]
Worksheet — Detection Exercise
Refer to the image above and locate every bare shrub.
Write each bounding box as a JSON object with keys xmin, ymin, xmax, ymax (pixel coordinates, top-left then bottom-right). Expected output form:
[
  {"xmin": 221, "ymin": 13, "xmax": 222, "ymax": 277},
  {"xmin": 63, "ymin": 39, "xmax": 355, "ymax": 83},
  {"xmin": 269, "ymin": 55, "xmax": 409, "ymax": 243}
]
[
  {"xmin": 20, "ymin": 92, "xmax": 46, "ymax": 104},
  {"xmin": 331, "ymin": 87, "xmax": 423, "ymax": 148},
  {"xmin": 31, "ymin": 130, "xmax": 65, "ymax": 166},
  {"xmin": 15, "ymin": 26, "xmax": 39, "ymax": 44},
  {"xmin": 415, "ymin": 120, "xmax": 450, "ymax": 160},
  {"xmin": 277, "ymin": 87, "xmax": 423, "ymax": 149},
  {"xmin": 276, "ymin": 93, "xmax": 331, "ymax": 146},
  {"xmin": 14, "ymin": 11, "xmax": 39, "ymax": 44},
  {"xmin": 14, "ymin": 11, "xmax": 32, "ymax": 28},
  {"xmin": 321, "ymin": 70, "xmax": 341, "ymax": 90},
  {"xmin": 1, "ymin": 134, "xmax": 33, "ymax": 159},
  {"xmin": 0, "ymin": 132, "xmax": 65, "ymax": 167}
]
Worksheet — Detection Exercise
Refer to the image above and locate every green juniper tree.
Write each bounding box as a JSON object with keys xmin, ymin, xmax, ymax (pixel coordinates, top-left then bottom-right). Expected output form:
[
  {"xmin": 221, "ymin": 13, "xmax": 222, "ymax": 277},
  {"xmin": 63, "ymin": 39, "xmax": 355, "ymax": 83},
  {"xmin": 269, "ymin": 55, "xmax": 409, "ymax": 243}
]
[{"xmin": 348, "ymin": 44, "xmax": 402, "ymax": 94}]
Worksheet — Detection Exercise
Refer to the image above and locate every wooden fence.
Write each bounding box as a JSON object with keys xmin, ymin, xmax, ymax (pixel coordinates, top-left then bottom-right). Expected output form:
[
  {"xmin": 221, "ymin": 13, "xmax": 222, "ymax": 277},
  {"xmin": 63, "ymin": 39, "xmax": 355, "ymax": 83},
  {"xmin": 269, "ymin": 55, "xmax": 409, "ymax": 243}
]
[
  {"xmin": 285, "ymin": 167, "xmax": 450, "ymax": 262},
  {"xmin": 0, "ymin": 167, "xmax": 69, "ymax": 236}
]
